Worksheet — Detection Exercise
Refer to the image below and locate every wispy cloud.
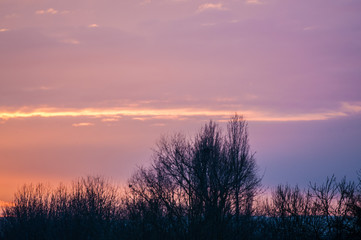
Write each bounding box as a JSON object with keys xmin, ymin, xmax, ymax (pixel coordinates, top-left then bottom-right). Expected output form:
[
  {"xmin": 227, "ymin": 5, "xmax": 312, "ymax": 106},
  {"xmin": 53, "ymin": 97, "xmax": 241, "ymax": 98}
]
[
  {"xmin": 1, "ymin": 103, "xmax": 360, "ymax": 122},
  {"xmin": 23, "ymin": 86, "xmax": 54, "ymax": 92},
  {"xmin": 72, "ymin": 122, "xmax": 94, "ymax": 127},
  {"xmin": 35, "ymin": 8, "xmax": 58, "ymax": 15},
  {"xmin": 341, "ymin": 102, "xmax": 361, "ymax": 113},
  {"xmin": 245, "ymin": 0, "xmax": 263, "ymax": 5},
  {"xmin": 151, "ymin": 123, "xmax": 166, "ymax": 127},
  {"xmin": 101, "ymin": 118, "xmax": 120, "ymax": 122},
  {"xmin": 139, "ymin": 0, "xmax": 151, "ymax": 6},
  {"xmin": 214, "ymin": 97, "xmax": 238, "ymax": 103},
  {"xmin": 35, "ymin": 8, "xmax": 69, "ymax": 15},
  {"xmin": 61, "ymin": 39, "xmax": 80, "ymax": 45},
  {"xmin": 201, "ymin": 23, "xmax": 217, "ymax": 27},
  {"xmin": 4, "ymin": 13, "xmax": 18, "ymax": 19},
  {"xmin": 133, "ymin": 117, "xmax": 148, "ymax": 121},
  {"xmin": 0, "ymin": 28, "xmax": 9, "ymax": 32},
  {"xmin": 197, "ymin": 3, "xmax": 227, "ymax": 13},
  {"xmin": 303, "ymin": 25, "xmax": 319, "ymax": 31},
  {"xmin": 88, "ymin": 24, "xmax": 99, "ymax": 28}
]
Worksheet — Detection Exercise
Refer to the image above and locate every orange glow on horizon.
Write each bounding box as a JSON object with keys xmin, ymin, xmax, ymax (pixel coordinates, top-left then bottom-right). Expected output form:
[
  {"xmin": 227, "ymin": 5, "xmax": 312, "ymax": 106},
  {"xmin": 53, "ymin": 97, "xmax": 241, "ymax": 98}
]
[
  {"xmin": 0, "ymin": 200, "xmax": 14, "ymax": 208},
  {"xmin": 0, "ymin": 200, "xmax": 14, "ymax": 216}
]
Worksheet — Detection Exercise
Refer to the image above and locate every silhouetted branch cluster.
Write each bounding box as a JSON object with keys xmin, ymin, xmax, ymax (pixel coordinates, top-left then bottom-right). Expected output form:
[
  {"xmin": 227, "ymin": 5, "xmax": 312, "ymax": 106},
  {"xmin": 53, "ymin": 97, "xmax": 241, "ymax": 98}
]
[
  {"xmin": 257, "ymin": 175, "xmax": 361, "ymax": 240},
  {"xmin": 0, "ymin": 176, "xmax": 123, "ymax": 240},
  {"xmin": 125, "ymin": 115, "xmax": 261, "ymax": 240},
  {"xmin": 1, "ymin": 116, "xmax": 360, "ymax": 240}
]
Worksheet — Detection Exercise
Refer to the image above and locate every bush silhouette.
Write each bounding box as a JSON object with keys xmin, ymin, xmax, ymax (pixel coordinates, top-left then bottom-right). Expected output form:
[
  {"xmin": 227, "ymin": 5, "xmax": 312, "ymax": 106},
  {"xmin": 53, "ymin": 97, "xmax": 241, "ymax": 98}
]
[{"xmin": 1, "ymin": 176, "xmax": 122, "ymax": 240}]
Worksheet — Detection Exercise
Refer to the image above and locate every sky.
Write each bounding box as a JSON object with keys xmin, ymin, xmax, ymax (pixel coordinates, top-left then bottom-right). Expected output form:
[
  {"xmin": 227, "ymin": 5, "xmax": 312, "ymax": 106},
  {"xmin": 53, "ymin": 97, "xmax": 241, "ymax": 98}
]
[{"xmin": 1, "ymin": 0, "xmax": 361, "ymax": 204}]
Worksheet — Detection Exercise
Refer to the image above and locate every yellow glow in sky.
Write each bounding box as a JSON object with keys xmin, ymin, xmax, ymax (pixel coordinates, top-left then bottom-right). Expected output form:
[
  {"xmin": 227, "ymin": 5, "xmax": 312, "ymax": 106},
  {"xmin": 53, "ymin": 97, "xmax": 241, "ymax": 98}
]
[{"xmin": 0, "ymin": 103, "xmax": 359, "ymax": 122}]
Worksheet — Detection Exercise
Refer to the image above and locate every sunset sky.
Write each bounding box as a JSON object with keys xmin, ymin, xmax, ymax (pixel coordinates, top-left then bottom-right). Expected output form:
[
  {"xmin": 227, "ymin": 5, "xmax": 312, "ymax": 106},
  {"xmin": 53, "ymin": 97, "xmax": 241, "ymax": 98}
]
[{"xmin": 1, "ymin": 0, "xmax": 361, "ymax": 203}]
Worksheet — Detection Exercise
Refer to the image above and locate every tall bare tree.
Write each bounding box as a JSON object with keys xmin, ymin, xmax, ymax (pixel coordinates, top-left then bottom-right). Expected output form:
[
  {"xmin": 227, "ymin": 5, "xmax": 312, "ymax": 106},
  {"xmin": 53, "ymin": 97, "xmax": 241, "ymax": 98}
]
[{"xmin": 128, "ymin": 114, "xmax": 261, "ymax": 239}]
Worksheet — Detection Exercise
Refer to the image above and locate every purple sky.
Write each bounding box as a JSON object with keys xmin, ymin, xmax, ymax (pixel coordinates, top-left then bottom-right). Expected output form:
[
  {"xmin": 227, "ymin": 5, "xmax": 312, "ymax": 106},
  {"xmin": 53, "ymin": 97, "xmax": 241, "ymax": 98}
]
[{"xmin": 1, "ymin": 0, "xmax": 361, "ymax": 203}]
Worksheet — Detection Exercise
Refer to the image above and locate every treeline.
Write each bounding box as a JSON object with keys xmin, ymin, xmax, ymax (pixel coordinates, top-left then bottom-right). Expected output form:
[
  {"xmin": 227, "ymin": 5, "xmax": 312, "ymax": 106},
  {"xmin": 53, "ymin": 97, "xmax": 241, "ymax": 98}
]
[
  {"xmin": 0, "ymin": 177, "xmax": 122, "ymax": 240},
  {"xmin": 1, "ymin": 116, "xmax": 361, "ymax": 240},
  {"xmin": 1, "ymin": 175, "xmax": 360, "ymax": 240},
  {"xmin": 256, "ymin": 175, "xmax": 361, "ymax": 240}
]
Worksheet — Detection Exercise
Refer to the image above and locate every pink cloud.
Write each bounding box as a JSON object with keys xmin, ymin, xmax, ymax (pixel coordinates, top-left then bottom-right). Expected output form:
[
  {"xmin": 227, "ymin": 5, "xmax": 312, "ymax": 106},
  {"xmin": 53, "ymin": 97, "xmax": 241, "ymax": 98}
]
[
  {"xmin": 72, "ymin": 122, "xmax": 94, "ymax": 127},
  {"xmin": 197, "ymin": 3, "xmax": 227, "ymax": 12},
  {"xmin": 35, "ymin": 8, "xmax": 58, "ymax": 15}
]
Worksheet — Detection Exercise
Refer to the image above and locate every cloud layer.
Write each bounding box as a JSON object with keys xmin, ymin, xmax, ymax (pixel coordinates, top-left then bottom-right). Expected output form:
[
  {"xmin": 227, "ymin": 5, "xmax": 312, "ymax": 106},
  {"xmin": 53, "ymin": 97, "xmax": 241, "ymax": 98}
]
[
  {"xmin": 0, "ymin": 0, "xmax": 360, "ymax": 202},
  {"xmin": 1, "ymin": 101, "xmax": 361, "ymax": 122}
]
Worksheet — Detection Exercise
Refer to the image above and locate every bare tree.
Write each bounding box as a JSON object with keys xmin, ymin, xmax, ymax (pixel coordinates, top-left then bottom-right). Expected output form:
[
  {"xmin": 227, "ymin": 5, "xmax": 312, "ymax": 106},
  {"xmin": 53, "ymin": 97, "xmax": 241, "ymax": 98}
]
[
  {"xmin": 348, "ymin": 169, "xmax": 361, "ymax": 237},
  {"xmin": 128, "ymin": 114, "xmax": 261, "ymax": 239},
  {"xmin": 262, "ymin": 184, "xmax": 314, "ymax": 240},
  {"xmin": 258, "ymin": 174, "xmax": 361, "ymax": 240},
  {"xmin": 1, "ymin": 176, "xmax": 122, "ymax": 240},
  {"xmin": 309, "ymin": 175, "xmax": 357, "ymax": 239}
]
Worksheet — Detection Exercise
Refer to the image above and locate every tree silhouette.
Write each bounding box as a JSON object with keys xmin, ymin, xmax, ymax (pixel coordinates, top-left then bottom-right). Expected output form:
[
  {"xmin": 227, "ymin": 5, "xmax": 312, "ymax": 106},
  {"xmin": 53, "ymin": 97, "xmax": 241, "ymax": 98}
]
[
  {"xmin": 127, "ymin": 114, "xmax": 261, "ymax": 239},
  {"xmin": 1, "ymin": 176, "xmax": 122, "ymax": 240}
]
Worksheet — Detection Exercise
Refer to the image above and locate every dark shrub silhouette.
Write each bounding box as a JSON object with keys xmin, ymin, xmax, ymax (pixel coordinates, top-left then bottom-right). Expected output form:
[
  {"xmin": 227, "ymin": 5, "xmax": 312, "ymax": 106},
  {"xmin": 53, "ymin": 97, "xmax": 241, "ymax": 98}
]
[
  {"xmin": 257, "ymin": 175, "xmax": 361, "ymax": 240},
  {"xmin": 1, "ymin": 176, "xmax": 122, "ymax": 240}
]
